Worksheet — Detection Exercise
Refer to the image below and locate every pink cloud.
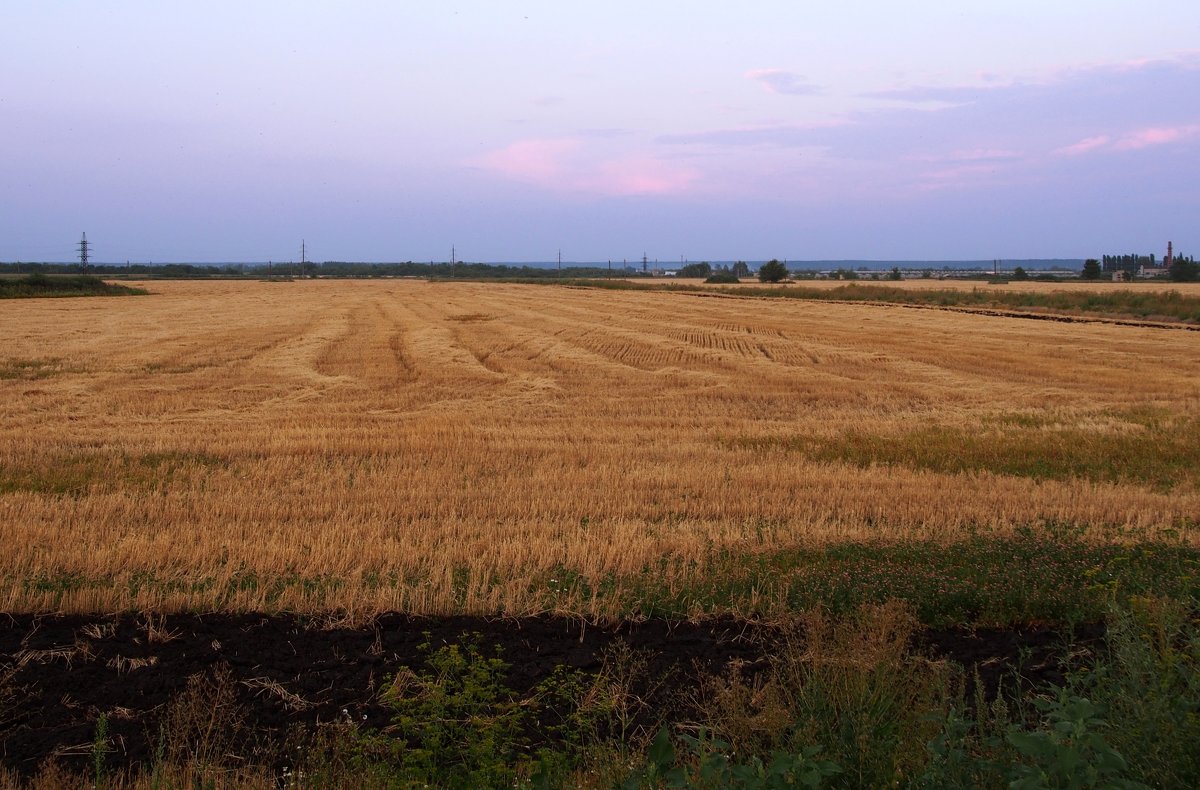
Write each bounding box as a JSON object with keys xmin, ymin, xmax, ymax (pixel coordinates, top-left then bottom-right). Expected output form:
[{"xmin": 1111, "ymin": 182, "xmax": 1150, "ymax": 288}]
[
  {"xmin": 476, "ymin": 138, "xmax": 579, "ymax": 182},
  {"xmin": 911, "ymin": 148, "xmax": 1021, "ymax": 163},
  {"xmin": 1056, "ymin": 135, "xmax": 1111, "ymax": 155},
  {"xmin": 915, "ymin": 162, "xmax": 1006, "ymax": 191},
  {"xmin": 473, "ymin": 138, "xmax": 699, "ymax": 196},
  {"xmin": 1113, "ymin": 125, "xmax": 1200, "ymax": 150},
  {"xmin": 1056, "ymin": 125, "xmax": 1200, "ymax": 155},
  {"xmin": 590, "ymin": 157, "xmax": 698, "ymax": 195}
]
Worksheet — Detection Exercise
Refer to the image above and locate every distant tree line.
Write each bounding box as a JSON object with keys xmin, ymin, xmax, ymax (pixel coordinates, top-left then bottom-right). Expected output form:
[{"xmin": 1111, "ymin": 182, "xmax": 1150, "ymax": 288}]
[
  {"xmin": 0, "ymin": 261, "xmax": 647, "ymax": 280},
  {"xmin": 1087, "ymin": 253, "xmax": 1197, "ymax": 281},
  {"xmin": 1102, "ymin": 254, "xmax": 1157, "ymax": 272},
  {"xmin": 0, "ymin": 262, "xmax": 250, "ymax": 276},
  {"xmin": 319, "ymin": 261, "xmax": 635, "ymax": 279},
  {"xmin": 1102, "ymin": 252, "xmax": 1194, "ymax": 271},
  {"xmin": 0, "ymin": 273, "xmax": 146, "ymax": 298}
]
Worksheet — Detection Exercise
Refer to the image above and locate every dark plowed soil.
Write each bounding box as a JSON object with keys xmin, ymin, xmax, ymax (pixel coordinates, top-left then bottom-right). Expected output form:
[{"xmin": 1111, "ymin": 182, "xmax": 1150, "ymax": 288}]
[{"xmin": 0, "ymin": 613, "xmax": 1104, "ymax": 779}]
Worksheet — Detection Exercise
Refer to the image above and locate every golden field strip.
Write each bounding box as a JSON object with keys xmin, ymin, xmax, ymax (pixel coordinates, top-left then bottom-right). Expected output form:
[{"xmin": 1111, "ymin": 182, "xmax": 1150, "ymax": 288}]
[{"xmin": 1, "ymin": 279, "xmax": 1198, "ymax": 614}]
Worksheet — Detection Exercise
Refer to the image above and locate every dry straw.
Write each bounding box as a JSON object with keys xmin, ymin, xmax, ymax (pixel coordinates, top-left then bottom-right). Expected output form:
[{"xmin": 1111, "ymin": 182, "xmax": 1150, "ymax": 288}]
[{"xmin": 1, "ymin": 280, "xmax": 1197, "ymax": 614}]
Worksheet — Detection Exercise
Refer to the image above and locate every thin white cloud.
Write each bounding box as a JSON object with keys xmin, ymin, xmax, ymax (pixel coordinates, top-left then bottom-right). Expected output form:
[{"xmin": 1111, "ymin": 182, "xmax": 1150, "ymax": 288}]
[{"xmin": 745, "ymin": 69, "xmax": 821, "ymax": 96}]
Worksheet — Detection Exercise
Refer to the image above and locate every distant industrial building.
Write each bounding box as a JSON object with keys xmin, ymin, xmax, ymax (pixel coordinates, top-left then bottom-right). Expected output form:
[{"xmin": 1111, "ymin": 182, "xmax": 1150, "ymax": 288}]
[{"xmin": 1103, "ymin": 242, "xmax": 1183, "ymax": 278}]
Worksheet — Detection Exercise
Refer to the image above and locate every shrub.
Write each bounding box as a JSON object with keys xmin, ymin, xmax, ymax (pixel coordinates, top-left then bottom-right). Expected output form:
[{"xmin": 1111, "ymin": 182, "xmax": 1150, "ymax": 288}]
[
  {"xmin": 378, "ymin": 636, "xmax": 531, "ymax": 788},
  {"xmin": 758, "ymin": 260, "xmax": 789, "ymax": 283}
]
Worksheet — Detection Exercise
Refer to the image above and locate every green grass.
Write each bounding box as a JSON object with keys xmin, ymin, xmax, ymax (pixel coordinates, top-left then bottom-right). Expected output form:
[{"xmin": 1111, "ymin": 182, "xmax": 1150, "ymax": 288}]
[
  {"xmin": 0, "ymin": 358, "xmax": 65, "ymax": 380},
  {"xmin": 0, "ymin": 451, "xmax": 225, "ymax": 496},
  {"xmin": 604, "ymin": 533, "xmax": 1200, "ymax": 626},
  {"xmin": 731, "ymin": 412, "xmax": 1200, "ymax": 490},
  {"xmin": 0, "ymin": 273, "xmax": 147, "ymax": 299}
]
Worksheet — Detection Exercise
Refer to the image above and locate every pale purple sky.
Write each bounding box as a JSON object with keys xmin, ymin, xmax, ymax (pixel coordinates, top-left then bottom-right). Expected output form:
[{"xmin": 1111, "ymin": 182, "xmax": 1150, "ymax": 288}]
[{"xmin": 2, "ymin": 2, "xmax": 1197, "ymax": 262}]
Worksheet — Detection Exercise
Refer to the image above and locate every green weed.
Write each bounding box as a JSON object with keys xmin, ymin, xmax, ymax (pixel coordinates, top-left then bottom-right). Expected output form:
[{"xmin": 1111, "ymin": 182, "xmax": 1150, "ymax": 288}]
[
  {"xmin": 731, "ymin": 412, "xmax": 1200, "ymax": 489},
  {"xmin": 0, "ymin": 451, "xmax": 225, "ymax": 496},
  {"xmin": 0, "ymin": 358, "xmax": 64, "ymax": 380}
]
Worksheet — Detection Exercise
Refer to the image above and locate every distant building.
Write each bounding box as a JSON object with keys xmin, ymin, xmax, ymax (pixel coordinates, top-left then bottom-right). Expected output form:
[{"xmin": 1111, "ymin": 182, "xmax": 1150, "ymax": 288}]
[{"xmin": 1137, "ymin": 241, "xmax": 1175, "ymax": 278}]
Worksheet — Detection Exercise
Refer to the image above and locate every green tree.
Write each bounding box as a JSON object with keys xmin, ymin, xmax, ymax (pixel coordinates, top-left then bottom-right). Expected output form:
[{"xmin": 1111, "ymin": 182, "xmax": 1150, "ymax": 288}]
[
  {"xmin": 732, "ymin": 260, "xmax": 751, "ymax": 278},
  {"xmin": 758, "ymin": 259, "xmax": 789, "ymax": 283},
  {"xmin": 677, "ymin": 262, "xmax": 712, "ymax": 279},
  {"xmin": 1081, "ymin": 259, "xmax": 1102, "ymax": 280},
  {"xmin": 888, "ymin": 267, "xmax": 902, "ymax": 281},
  {"xmin": 1169, "ymin": 258, "xmax": 1198, "ymax": 282},
  {"xmin": 1013, "ymin": 266, "xmax": 1029, "ymax": 281}
]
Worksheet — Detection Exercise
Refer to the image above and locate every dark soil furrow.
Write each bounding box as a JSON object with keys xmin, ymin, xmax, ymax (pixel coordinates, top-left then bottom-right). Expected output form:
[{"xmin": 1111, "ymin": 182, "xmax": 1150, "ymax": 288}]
[{"xmin": 0, "ymin": 613, "xmax": 1103, "ymax": 779}]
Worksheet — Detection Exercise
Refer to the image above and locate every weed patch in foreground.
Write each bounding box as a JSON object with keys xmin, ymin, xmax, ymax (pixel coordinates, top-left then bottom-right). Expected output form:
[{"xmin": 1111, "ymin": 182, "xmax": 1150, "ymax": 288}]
[{"xmin": 4, "ymin": 601, "xmax": 1199, "ymax": 788}]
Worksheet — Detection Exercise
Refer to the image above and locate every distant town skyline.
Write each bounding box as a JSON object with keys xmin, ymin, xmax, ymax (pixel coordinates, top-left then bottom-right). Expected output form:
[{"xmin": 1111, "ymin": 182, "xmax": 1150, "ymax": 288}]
[{"xmin": 2, "ymin": 2, "xmax": 1197, "ymax": 262}]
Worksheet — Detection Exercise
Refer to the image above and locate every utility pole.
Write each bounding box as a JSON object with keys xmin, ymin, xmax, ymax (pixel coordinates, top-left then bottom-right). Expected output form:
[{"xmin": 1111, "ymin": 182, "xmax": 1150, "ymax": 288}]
[
  {"xmin": 608, "ymin": 259, "xmax": 612, "ymax": 279},
  {"xmin": 642, "ymin": 253, "xmax": 648, "ymax": 274},
  {"xmin": 557, "ymin": 249, "xmax": 562, "ymax": 273},
  {"xmin": 300, "ymin": 240, "xmax": 307, "ymax": 278},
  {"xmin": 451, "ymin": 245, "xmax": 456, "ymax": 265},
  {"xmin": 77, "ymin": 232, "xmax": 90, "ymax": 270}
]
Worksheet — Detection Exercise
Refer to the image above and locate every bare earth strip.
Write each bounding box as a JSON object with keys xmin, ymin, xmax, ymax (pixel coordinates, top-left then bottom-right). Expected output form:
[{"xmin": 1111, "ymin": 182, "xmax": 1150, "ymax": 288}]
[{"xmin": 1, "ymin": 279, "xmax": 1197, "ymax": 614}]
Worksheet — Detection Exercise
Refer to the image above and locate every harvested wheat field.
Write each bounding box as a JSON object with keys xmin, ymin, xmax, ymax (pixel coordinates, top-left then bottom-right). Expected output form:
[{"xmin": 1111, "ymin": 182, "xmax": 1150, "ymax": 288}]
[{"xmin": 1, "ymin": 279, "xmax": 1198, "ymax": 616}]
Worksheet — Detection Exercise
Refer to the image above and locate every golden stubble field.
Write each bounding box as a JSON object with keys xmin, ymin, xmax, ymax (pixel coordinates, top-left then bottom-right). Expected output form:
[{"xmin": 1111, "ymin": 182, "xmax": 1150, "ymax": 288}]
[{"xmin": 2, "ymin": 279, "xmax": 1197, "ymax": 614}]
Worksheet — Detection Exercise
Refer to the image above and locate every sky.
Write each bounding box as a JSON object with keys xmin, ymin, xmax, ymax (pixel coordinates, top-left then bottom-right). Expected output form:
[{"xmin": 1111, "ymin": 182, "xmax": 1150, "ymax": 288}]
[{"xmin": 2, "ymin": 2, "xmax": 1197, "ymax": 263}]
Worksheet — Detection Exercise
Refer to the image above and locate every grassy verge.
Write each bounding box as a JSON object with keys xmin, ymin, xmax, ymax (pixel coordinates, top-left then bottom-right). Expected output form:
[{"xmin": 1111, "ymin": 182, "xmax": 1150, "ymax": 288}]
[
  {"xmin": 596, "ymin": 532, "xmax": 1200, "ymax": 626},
  {"xmin": 10, "ymin": 534, "xmax": 1198, "ymax": 625},
  {"xmin": 0, "ymin": 274, "xmax": 147, "ymax": 298},
  {"xmin": 534, "ymin": 278, "xmax": 1200, "ymax": 324}
]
